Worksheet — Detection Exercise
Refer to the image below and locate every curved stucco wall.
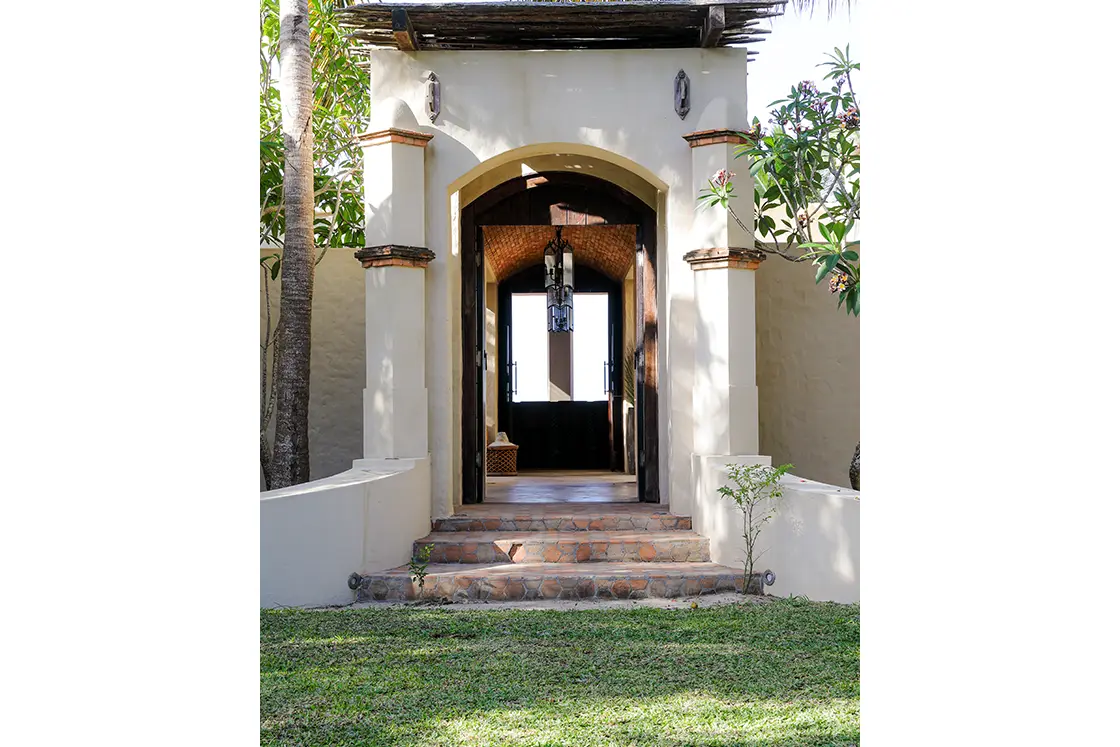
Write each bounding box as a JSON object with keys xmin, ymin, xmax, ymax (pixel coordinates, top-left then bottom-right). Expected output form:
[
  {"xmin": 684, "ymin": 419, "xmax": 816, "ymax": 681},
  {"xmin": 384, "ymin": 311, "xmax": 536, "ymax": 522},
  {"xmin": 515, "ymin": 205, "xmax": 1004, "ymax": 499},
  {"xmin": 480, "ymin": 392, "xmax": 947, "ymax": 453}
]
[
  {"xmin": 260, "ymin": 457, "xmax": 430, "ymax": 608},
  {"xmin": 755, "ymin": 250, "xmax": 860, "ymax": 487}
]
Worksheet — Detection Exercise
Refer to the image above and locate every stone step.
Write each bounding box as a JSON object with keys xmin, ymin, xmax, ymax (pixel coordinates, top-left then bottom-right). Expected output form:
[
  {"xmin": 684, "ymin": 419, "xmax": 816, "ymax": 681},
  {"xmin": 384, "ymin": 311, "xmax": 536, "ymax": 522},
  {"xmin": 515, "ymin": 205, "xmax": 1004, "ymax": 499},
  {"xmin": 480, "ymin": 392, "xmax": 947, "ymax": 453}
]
[
  {"xmin": 431, "ymin": 511, "xmax": 691, "ymax": 533},
  {"xmin": 415, "ymin": 530, "xmax": 709, "ymax": 564},
  {"xmin": 358, "ymin": 562, "xmax": 748, "ymax": 602}
]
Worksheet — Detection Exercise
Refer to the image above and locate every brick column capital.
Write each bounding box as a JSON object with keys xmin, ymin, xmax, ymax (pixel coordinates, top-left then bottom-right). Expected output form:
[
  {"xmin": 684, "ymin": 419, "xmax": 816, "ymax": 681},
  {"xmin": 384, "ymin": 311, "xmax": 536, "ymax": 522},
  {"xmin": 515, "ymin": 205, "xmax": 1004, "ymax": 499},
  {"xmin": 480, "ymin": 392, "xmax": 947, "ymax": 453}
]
[
  {"xmin": 682, "ymin": 129, "xmax": 750, "ymax": 148},
  {"xmin": 355, "ymin": 244, "xmax": 436, "ymax": 269},
  {"xmin": 357, "ymin": 128, "xmax": 434, "ymax": 148},
  {"xmin": 683, "ymin": 246, "xmax": 766, "ymax": 271}
]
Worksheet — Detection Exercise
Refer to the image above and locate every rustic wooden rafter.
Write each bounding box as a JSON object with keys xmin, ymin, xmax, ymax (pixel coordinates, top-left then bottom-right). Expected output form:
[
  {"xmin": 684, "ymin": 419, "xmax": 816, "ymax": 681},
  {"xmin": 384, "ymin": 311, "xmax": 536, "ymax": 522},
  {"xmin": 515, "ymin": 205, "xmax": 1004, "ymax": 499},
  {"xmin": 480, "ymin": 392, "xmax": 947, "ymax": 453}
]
[
  {"xmin": 338, "ymin": 1, "xmax": 788, "ymax": 51},
  {"xmin": 701, "ymin": 6, "xmax": 726, "ymax": 48},
  {"xmin": 390, "ymin": 8, "xmax": 418, "ymax": 51}
]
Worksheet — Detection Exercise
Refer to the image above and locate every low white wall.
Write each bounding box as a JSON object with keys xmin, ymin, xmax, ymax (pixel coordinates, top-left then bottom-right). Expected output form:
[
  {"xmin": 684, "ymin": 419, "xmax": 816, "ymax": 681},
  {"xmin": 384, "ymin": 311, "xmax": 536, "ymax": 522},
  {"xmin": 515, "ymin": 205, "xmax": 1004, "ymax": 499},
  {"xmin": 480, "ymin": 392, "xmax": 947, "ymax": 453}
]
[
  {"xmin": 691, "ymin": 456, "xmax": 859, "ymax": 603},
  {"xmin": 260, "ymin": 457, "xmax": 430, "ymax": 608}
]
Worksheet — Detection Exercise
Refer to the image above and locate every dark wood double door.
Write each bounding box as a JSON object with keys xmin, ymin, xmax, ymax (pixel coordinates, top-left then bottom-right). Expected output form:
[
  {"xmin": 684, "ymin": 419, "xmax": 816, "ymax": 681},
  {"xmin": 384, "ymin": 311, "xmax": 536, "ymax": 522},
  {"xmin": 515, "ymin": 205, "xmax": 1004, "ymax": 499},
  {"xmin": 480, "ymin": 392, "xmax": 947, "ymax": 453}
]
[
  {"xmin": 499, "ymin": 264, "xmax": 622, "ymax": 471},
  {"xmin": 461, "ymin": 171, "xmax": 659, "ymax": 503}
]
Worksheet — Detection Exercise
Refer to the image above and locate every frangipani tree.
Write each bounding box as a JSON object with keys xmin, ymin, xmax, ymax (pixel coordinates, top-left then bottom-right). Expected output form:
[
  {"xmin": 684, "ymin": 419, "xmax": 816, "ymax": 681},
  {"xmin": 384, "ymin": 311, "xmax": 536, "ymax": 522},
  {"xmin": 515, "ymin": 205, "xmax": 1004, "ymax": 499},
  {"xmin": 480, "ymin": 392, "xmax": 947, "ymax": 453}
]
[
  {"xmin": 700, "ymin": 46, "xmax": 861, "ymax": 489},
  {"xmin": 700, "ymin": 46, "xmax": 860, "ymax": 316}
]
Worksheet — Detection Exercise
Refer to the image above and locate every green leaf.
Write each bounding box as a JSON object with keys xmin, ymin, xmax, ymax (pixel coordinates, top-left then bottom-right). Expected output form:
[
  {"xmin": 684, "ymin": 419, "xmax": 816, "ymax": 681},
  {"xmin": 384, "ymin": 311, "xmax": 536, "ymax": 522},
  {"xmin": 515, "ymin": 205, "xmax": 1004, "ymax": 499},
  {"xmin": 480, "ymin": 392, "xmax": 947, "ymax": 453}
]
[
  {"xmin": 841, "ymin": 250, "xmax": 859, "ymax": 262},
  {"xmin": 271, "ymin": 261, "xmax": 281, "ymax": 280},
  {"xmin": 815, "ymin": 255, "xmax": 840, "ymax": 283}
]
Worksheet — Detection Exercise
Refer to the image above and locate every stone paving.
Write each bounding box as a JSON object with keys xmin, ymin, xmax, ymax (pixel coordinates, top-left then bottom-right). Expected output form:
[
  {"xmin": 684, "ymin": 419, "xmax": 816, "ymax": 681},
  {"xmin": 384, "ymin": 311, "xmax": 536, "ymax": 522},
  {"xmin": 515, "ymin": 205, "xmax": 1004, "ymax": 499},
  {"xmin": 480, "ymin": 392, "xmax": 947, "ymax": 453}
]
[
  {"xmin": 359, "ymin": 502, "xmax": 745, "ymax": 603},
  {"xmin": 359, "ymin": 562, "xmax": 753, "ymax": 601}
]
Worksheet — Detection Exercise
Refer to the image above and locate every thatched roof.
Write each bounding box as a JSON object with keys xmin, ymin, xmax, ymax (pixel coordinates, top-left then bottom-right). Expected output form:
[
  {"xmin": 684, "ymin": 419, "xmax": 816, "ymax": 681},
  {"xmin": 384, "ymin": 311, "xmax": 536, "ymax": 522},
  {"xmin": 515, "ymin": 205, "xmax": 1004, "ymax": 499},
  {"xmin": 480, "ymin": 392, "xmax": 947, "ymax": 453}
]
[{"xmin": 337, "ymin": 1, "xmax": 788, "ymax": 52}]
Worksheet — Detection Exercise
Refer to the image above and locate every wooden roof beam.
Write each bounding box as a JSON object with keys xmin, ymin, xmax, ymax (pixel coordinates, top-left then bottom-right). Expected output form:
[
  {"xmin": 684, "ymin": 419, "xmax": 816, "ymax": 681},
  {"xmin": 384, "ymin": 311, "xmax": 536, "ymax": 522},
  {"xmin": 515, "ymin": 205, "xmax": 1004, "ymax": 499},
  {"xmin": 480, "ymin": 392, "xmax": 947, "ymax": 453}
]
[
  {"xmin": 391, "ymin": 8, "xmax": 418, "ymax": 51},
  {"xmin": 701, "ymin": 6, "xmax": 726, "ymax": 48}
]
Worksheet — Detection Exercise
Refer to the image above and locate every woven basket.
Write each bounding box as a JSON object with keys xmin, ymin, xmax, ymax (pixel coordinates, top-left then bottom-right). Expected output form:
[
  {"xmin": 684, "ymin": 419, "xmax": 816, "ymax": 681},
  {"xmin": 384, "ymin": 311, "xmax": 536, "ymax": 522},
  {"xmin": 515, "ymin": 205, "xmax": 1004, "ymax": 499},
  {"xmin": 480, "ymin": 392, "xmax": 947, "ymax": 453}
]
[{"xmin": 486, "ymin": 444, "xmax": 519, "ymax": 476}]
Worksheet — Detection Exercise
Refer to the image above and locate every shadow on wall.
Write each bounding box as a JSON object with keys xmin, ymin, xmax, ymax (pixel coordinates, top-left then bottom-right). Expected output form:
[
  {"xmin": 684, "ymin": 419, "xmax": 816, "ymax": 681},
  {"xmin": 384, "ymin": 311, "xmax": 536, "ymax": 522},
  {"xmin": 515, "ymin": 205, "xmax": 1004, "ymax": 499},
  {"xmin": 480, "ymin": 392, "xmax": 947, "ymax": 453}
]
[
  {"xmin": 668, "ymin": 295, "xmax": 697, "ymax": 514},
  {"xmin": 308, "ymin": 250, "xmax": 365, "ymax": 480},
  {"xmin": 755, "ymin": 249, "xmax": 859, "ymax": 487},
  {"xmin": 260, "ymin": 247, "xmax": 366, "ymax": 486}
]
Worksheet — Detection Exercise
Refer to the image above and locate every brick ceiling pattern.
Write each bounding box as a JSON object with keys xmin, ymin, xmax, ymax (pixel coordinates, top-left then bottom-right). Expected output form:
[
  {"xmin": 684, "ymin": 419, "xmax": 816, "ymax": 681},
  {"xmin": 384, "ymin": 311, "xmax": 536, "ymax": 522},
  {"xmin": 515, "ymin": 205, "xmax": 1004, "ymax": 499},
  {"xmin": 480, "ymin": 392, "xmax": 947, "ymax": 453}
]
[{"xmin": 482, "ymin": 225, "xmax": 637, "ymax": 283}]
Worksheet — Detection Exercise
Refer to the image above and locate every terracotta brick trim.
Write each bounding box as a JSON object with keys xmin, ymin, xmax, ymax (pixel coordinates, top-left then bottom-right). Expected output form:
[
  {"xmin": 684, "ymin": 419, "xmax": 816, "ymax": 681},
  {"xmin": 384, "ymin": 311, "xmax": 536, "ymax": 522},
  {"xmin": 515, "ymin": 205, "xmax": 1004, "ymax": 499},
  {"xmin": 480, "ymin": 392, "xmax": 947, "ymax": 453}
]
[
  {"xmin": 683, "ymin": 246, "xmax": 766, "ymax": 271},
  {"xmin": 682, "ymin": 129, "xmax": 749, "ymax": 148},
  {"xmin": 355, "ymin": 245, "xmax": 436, "ymax": 268},
  {"xmin": 357, "ymin": 128, "xmax": 434, "ymax": 148}
]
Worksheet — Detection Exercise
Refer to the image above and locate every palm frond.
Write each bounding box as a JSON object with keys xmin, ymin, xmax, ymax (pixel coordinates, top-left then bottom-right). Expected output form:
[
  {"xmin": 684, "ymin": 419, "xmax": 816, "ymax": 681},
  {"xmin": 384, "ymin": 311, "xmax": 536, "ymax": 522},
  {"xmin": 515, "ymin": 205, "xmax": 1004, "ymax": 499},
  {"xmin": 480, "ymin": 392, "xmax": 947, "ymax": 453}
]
[{"xmin": 788, "ymin": 0, "xmax": 856, "ymax": 19}]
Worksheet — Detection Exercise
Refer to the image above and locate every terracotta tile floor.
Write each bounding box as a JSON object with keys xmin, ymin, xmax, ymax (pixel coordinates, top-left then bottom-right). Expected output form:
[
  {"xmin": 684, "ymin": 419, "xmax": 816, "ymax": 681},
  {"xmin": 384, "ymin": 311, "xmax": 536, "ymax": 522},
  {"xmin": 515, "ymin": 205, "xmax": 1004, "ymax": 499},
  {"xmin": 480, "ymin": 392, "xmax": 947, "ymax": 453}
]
[
  {"xmin": 450, "ymin": 502, "xmax": 665, "ymax": 518},
  {"xmin": 483, "ymin": 470, "xmax": 638, "ymax": 503}
]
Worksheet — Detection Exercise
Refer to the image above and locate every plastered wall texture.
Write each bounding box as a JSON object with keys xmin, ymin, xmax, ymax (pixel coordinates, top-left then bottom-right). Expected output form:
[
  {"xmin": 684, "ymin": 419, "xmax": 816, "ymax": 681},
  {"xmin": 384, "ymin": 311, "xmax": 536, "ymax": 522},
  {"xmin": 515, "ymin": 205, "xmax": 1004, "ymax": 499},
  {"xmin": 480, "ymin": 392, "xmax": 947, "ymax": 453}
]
[
  {"xmin": 261, "ymin": 247, "xmax": 365, "ymax": 483},
  {"xmin": 755, "ymin": 249, "xmax": 859, "ymax": 487}
]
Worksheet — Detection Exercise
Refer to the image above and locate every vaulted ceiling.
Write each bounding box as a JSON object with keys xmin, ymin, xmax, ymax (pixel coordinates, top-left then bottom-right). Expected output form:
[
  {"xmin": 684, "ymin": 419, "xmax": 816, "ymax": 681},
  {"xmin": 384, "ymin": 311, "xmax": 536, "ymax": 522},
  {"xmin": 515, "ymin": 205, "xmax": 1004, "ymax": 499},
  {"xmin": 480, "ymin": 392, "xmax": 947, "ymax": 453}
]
[{"xmin": 482, "ymin": 225, "xmax": 636, "ymax": 284}]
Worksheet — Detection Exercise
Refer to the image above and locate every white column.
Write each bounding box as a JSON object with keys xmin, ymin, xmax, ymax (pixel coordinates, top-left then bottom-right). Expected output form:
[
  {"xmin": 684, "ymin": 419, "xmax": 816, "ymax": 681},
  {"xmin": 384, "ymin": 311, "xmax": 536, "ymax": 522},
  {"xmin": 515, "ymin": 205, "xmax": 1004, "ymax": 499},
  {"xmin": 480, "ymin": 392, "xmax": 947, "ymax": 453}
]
[
  {"xmin": 690, "ymin": 256, "xmax": 761, "ymax": 455},
  {"xmin": 684, "ymin": 130, "xmax": 764, "ymax": 457},
  {"xmin": 354, "ymin": 117, "xmax": 434, "ymax": 461}
]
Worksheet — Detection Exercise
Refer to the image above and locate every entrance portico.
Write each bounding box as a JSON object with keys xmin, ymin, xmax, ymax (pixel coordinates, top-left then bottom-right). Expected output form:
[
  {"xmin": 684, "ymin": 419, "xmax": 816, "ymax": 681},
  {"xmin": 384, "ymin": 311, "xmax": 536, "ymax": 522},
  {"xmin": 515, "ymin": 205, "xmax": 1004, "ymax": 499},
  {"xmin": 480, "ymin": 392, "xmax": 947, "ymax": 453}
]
[{"xmin": 346, "ymin": 0, "xmax": 782, "ymax": 521}]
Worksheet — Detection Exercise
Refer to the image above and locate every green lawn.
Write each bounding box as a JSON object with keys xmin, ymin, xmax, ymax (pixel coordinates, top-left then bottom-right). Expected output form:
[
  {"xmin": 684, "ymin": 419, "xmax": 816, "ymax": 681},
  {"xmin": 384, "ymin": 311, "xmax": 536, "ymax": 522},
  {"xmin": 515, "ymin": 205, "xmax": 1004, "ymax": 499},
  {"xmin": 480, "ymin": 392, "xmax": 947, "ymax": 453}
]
[{"xmin": 261, "ymin": 598, "xmax": 859, "ymax": 746}]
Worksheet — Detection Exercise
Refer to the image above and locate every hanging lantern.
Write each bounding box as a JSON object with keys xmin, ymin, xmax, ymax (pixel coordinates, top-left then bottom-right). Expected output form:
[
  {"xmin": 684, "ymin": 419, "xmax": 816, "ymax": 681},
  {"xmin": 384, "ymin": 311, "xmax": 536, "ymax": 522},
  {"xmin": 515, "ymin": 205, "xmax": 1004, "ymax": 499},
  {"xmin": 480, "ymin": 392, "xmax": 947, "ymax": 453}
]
[{"xmin": 543, "ymin": 227, "xmax": 574, "ymax": 332}]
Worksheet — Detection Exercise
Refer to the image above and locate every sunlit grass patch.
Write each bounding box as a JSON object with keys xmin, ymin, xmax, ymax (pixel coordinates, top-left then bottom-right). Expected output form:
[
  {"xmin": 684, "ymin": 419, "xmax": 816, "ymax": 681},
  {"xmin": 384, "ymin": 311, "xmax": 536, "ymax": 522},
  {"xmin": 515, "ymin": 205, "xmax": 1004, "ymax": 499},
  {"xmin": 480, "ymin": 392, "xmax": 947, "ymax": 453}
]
[{"xmin": 261, "ymin": 599, "xmax": 859, "ymax": 746}]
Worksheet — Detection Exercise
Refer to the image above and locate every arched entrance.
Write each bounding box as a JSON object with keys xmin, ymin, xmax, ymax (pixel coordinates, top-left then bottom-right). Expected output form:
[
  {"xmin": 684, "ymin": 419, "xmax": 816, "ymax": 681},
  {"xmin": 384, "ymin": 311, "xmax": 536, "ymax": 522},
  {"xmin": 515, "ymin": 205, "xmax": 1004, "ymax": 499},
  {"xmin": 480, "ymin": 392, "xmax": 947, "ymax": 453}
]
[{"xmin": 460, "ymin": 171, "xmax": 659, "ymax": 503}]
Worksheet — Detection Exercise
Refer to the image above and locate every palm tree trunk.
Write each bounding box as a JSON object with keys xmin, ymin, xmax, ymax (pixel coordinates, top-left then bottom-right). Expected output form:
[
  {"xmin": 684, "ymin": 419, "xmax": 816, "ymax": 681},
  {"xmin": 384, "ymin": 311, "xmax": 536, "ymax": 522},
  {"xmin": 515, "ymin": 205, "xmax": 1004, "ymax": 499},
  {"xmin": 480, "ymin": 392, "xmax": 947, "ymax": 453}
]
[{"xmin": 269, "ymin": 0, "xmax": 316, "ymax": 489}]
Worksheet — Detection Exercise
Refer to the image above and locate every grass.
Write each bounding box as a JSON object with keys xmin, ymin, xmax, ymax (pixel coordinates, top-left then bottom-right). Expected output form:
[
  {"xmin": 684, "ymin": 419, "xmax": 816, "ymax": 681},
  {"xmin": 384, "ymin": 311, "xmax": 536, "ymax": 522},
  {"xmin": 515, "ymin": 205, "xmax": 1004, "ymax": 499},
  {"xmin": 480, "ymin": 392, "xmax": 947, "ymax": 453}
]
[{"xmin": 261, "ymin": 598, "xmax": 859, "ymax": 746}]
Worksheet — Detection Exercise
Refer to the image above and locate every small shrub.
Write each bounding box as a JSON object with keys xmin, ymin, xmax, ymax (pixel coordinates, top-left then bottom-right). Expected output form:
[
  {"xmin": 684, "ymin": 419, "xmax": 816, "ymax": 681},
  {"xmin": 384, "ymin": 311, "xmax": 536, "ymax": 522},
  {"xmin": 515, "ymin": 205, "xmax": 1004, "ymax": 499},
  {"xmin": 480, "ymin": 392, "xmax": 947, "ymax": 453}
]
[
  {"xmin": 409, "ymin": 544, "xmax": 433, "ymax": 590},
  {"xmin": 718, "ymin": 463, "xmax": 793, "ymax": 594}
]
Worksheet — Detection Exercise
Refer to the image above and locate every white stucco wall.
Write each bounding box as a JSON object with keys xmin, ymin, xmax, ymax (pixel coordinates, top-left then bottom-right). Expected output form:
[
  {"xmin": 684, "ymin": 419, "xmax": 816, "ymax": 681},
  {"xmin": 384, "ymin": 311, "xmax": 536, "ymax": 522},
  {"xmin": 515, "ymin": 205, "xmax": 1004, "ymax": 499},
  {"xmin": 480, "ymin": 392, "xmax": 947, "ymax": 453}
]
[
  {"xmin": 368, "ymin": 48, "xmax": 751, "ymax": 516},
  {"xmin": 755, "ymin": 247, "xmax": 860, "ymax": 487},
  {"xmin": 260, "ymin": 457, "xmax": 430, "ymax": 608},
  {"xmin": 691, "ymin": 455, "xmax": 859, "ymax": 603},
  {"xmin": 260, "ymin": 247, "xmax": 365, "ymax": 485}
]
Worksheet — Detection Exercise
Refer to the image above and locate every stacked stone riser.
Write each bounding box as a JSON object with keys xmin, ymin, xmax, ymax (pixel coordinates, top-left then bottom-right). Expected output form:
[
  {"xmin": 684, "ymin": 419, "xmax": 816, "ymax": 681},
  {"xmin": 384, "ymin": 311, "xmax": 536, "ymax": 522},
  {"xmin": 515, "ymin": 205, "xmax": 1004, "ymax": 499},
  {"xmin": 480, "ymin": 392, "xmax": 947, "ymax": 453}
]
[
  {"xmin": 416, "ymin": 535, "xmax": 709, "ymax": 564},
  {"xmin": 359, "ymin": 567, "xmax": 760, "ymax": 602},
  {"xmin": 358, "ymin": 508, "xmax": 751, "ymax": 604}
]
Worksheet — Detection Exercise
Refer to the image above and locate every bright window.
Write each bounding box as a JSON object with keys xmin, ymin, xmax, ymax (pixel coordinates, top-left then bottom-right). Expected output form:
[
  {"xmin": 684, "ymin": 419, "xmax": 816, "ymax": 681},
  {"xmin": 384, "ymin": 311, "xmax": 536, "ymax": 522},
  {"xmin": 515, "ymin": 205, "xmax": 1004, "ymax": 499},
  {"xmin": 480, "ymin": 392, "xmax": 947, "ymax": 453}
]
[
  {"xmin": 511, "ymin": 293, "xmax": 548, "ymax": 402},
  {"xmin": 572, "ymin": 293, "xmax": 609, "ymax": 402}
]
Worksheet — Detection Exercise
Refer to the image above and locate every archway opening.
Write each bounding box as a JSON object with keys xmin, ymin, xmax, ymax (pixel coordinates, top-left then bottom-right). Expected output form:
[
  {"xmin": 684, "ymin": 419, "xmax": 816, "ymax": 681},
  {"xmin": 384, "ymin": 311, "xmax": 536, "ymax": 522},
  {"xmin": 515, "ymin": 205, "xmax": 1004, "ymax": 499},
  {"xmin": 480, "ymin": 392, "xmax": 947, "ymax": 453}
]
[{"xmin": 460, "ymin": 170, "xmax": 659, "ymax": 504}]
